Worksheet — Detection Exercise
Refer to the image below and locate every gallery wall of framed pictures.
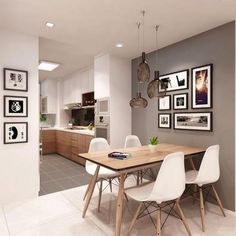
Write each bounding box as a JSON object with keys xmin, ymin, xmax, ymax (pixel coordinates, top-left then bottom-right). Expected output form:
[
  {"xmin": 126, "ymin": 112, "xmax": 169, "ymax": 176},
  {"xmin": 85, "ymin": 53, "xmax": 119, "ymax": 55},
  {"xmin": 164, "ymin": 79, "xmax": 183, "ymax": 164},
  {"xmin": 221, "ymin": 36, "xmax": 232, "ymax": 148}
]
[
  {"xmin": 2, "ymin": 68, "xmax": 28, "ymax": 144},
  {"xmin": 157, "ymin": 64, "xmax": 213, "ymax": 131}
]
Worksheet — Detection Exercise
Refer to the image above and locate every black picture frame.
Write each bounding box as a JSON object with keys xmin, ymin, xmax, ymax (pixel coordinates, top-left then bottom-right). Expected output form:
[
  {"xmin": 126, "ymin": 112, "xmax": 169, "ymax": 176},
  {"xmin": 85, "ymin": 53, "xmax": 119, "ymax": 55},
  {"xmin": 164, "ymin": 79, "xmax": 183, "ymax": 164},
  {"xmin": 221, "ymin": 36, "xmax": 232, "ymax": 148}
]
[
  {"xmin": 158, "ymin": 113, "xmax": 171, "ymax": 129},
  {"xmin": 158, "ymin": 95, "xmax": 171, "ymax": 111},
  {"xmin": 3, "ymin": 68, "xmax": 28, "ymax": 92},
  {"xmin": 173, "ymin": 112, "xmax": 213, "ymax": 131},
  {"xmin": 173, "ymin": 93, "xmax": 188, "ymax": 110},
  {"xmin": 4, "ymin": 96, "xmax": 28, "ymax": 117},
  {"xmin": 158, "ymin": 69, "xmax": 189, "ymax": 93},
  {"xmin": 191, "ymin": 64, "xmax": 213, "ymax": 109},
  {"xmin": 4, "ymin": 122, "xmax": 28, "ymax": 144}
]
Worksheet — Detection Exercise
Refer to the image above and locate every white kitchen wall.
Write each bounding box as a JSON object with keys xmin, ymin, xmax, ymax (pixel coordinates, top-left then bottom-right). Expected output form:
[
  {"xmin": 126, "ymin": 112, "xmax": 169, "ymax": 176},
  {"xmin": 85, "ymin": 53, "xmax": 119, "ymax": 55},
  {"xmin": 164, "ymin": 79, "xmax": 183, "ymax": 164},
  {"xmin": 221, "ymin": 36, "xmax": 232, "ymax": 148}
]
[{"xmin": 0, "ymin": 30, "xmax": 39, "ymax": 205}]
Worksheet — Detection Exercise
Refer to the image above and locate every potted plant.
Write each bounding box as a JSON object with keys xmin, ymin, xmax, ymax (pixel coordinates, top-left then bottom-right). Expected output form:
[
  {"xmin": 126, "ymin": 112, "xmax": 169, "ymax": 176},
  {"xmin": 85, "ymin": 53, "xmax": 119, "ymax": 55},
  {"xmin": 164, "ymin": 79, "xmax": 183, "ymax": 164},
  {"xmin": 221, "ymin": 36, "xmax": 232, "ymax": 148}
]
[{"xmin": 149, "ymin": 136, "xmax": 159, "ymax": 152}]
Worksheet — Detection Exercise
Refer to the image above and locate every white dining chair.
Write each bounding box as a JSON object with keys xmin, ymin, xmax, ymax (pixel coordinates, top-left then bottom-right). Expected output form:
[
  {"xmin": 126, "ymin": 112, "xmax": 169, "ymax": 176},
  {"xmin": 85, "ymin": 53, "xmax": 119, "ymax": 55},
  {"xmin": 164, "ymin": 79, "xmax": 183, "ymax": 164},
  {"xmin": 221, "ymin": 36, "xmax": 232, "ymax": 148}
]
[
  {"xmin": 125, "ymin": 152, "xmax": 191, "ymax": 236},
  {"xmin": 185, "ymin": 145, "xmax": 225, "ymax": 232},
  {"xmin": 84, "ymin": 138, "xmax": 118, "ymax": 212},
  {"xmin": 124, "ymin": 135, "xmax": 156, "ymax": 184}
]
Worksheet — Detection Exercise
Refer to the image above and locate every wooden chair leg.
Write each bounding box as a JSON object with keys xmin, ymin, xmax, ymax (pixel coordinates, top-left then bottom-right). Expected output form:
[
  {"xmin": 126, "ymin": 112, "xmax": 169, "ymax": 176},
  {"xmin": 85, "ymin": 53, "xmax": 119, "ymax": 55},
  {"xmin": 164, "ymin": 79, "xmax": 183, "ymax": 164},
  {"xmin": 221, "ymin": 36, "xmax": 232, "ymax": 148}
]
[
  {"xmin": 127, "ymin": 203, "xmax": 143, "ymax": 236},
  {"xmin": 137, "ymin": 171, "xmax": 140, "ymax": 186},
  {"xmin": 211, "ymin": 184, "xmax": 226, "ymax": 217},
  {"xmin": 98, "ymin": 179, "xmax": 103, "ymax": 212},
  {"xmin": 199, "ymin": 187, "xmax": 205, "ymax": 232},
  {"xmin": 83, "ymin": 176, "xmax": 93, "ymax": 201},
  {"xmin": 176, "ymin": 200, "xmax": 192, "ymax": 236},
  {"xmin": 109, "ymin": 178, "xmax": 113, "ymax": 192},
  {"xmin": 82, "ymin": 166, "xmax": 100, "ymax": 218},
  {"xmin": 157, "ymin": 207, "xmax": 161, "ymax": 236}
]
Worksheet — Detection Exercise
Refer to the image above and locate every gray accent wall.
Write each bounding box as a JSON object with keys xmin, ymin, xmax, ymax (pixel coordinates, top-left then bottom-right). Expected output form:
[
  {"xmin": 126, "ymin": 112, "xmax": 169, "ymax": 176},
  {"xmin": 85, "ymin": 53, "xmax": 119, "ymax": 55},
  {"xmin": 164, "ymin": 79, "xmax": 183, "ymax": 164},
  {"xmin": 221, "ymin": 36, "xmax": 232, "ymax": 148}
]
[{"xmin": 131, "ymin": 22, "xmax": 235, "ymax": 211}]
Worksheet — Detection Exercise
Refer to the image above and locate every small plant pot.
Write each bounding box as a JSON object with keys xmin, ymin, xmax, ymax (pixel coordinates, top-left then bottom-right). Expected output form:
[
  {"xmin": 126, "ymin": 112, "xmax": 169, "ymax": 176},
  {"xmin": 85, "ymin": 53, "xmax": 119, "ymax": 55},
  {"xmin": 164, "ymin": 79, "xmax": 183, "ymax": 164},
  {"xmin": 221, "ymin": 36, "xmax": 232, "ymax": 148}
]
[{"xmin": 148, "ymin": 144, "xmax": 158, "ymax": 153}]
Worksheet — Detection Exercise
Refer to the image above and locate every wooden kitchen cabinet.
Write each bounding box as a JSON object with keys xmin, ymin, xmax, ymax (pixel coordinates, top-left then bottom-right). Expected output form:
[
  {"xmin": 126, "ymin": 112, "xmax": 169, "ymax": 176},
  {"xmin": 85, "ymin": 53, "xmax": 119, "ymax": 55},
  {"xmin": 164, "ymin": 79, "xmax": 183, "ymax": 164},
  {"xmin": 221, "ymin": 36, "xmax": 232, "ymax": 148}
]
[
  {"xmin": 41, "ymin": 129, "xmax": 94, "ymax": 165},
  {"xmin": 40, "ymin": 130, "xmax": 56, "ymax": 154}
]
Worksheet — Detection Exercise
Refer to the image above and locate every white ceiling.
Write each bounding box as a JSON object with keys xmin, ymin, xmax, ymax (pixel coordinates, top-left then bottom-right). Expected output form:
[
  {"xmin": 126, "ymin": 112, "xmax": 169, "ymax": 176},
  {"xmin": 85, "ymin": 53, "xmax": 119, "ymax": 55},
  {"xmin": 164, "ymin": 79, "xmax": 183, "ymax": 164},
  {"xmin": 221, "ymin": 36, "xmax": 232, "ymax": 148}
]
[{"xmin": 0, "ymin": 0, "xmax": 236, "ymax": 81}]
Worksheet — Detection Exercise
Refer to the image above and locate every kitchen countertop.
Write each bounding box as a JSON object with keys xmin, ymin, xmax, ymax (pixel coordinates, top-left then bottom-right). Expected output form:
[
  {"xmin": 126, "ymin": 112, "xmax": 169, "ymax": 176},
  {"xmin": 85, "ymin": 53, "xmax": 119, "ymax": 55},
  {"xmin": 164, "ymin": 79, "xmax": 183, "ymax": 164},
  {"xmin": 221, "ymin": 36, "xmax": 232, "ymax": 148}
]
[{"xmin": 40, "ymin": 127, "xmax": 95, "ymax": 136}]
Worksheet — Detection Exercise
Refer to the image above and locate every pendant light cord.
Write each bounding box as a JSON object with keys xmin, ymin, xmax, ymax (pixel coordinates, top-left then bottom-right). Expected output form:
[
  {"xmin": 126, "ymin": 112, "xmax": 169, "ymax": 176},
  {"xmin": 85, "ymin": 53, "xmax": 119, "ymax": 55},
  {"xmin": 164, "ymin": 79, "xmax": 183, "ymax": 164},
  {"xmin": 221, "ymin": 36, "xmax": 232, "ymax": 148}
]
[
  {"xmin": 137, "ymin": 22, "xmax": 141, "ymax": 93},
  {"xmin": 142, "ymin": 10, "xmax": 145, "ymax": 52},
  {"xmin": 155, "ymin": 25, "xmax": 159, "ymax": 69}
]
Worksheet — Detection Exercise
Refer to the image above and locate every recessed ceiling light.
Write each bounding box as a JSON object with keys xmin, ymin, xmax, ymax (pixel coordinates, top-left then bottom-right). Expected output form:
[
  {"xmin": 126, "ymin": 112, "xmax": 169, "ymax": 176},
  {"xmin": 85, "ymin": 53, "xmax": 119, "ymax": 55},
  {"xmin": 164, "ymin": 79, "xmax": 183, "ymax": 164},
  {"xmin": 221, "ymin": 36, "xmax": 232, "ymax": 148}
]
[
  {"xmin": 45, "ymin": 22, "xmax": 54, "ymax": 28},
  {"xmin": 116, "ymin": 43, "xmax": 123, "ymax": 48},
  {"xmin": 38, "ymin": 61, "xmax": 60, "ymax": 71}
]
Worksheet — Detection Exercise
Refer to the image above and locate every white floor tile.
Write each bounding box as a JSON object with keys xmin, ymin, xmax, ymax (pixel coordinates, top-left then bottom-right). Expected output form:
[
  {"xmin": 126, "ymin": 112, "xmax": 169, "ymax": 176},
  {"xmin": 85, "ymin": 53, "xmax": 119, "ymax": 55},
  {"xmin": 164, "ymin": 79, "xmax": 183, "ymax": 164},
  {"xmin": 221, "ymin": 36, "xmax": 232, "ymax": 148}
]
[
  {"xmin": 0, "ymin": 206, "xmax": 9, "ymax": 236},
  {"xmin": 4, "ymin": 192, "xmax": 78, "ymax": 235},
  {"xmin": 12, "ymin": 212, "xmax": 107, "ymax": 236}
]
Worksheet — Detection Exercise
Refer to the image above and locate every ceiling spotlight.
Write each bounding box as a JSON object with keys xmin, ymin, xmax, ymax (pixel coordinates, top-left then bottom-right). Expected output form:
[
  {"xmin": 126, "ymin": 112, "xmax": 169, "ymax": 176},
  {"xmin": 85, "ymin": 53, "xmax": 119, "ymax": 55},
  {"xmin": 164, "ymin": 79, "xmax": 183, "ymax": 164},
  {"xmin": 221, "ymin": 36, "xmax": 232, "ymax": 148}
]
[
  {"xmin": 116, "ymin": 43, "xmax": 123, "ymax": 48},
  {"xmin": 38, "ymin": 61, "xmax": 60, "ymax": 71},
  {"xmin": 45, "ymin": 22, "xmax": 55, "ymax": 28}
]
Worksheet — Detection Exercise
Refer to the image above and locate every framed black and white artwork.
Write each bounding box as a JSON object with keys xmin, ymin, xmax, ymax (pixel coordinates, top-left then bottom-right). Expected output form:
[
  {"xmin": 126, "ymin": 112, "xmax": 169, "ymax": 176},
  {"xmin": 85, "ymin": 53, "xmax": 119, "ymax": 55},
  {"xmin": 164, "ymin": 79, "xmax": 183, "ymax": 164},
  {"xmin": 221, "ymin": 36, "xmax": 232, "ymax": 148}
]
[
  {"xmin": 174, "ymin": 112, "xmax": 212, "ymax": 131},
  {"xmin": 158, "ymin": 69, "xmax": 189, "ymax": 92},
  {"xmin": 4, "ymin": 96, "xmax": 28, "ymax": 117},
  {"xmin": 191, "ymin": 64, "xmax": 213, "ymax": 109},
  {"xmin": 173, "ymin": 93, "xmax": 188, "ymax": 110},
  {"xmin": 158, "ymin": 95, "xmax": 171, "ymax": 111},
  {"xmin": 158, "ymin": 113, "xmax": 171, "ymax": 129},
  {"xmin": 4, "ymin": 122, "xmax": 28, "ymax": 144},
  {"xmin": 3, "ymin": 68, "xmax": 28, "ymax": 92}
]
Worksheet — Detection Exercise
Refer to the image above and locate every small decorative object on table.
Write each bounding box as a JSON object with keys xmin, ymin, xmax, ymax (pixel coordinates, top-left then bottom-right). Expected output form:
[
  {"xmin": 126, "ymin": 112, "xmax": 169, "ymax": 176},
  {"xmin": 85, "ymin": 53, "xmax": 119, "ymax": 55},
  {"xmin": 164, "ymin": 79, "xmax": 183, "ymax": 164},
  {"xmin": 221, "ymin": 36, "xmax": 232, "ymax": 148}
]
[
  {"xmin": 108, "ymin": 152, "xmax": 131, "ymax": 160},
  {"xmin": 148, "ymin": 136, "xmax": 159, "ymax": 152}
]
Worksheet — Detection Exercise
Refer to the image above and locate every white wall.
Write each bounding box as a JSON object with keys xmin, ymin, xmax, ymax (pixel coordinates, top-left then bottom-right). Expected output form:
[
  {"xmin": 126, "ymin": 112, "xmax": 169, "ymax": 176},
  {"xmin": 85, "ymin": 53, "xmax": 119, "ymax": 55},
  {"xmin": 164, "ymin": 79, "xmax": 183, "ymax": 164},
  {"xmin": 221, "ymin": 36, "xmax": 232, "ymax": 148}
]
[
  {"xmin": 0, "ymin": 30, "xmax": 39, "ymax": 205},
  {"xmin": 110, "ymin": 55, "xmax": 131, "ymax": 148}
]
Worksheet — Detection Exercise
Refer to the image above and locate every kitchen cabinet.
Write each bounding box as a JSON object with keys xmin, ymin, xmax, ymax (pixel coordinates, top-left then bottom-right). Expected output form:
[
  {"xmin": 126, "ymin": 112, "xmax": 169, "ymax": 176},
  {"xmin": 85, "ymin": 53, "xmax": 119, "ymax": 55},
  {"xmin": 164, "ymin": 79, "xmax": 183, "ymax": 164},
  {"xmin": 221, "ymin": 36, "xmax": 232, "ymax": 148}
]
[
  {"xmin": 40, "ymin": 130, "xmax": 56, "ymax": 154},
  {"xmin": 41, "ymin": 130, "xmax": 94, "ymax": 166},
  {"xmin": 40, "ymin": 80, "xmax": 57, "ymax": 114},
  {"xmin": 63, "ymin": 66, "xmax": 94, "ymax": 106}
]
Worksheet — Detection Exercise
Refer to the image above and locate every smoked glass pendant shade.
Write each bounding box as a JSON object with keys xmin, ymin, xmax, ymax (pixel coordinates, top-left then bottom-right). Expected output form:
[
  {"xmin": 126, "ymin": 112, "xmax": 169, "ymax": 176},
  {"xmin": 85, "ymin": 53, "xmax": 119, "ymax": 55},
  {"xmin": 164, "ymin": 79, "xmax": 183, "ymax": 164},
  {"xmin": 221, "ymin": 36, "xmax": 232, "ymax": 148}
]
[
  {"xmin": 147, "ymin": 71, "xmax": 167, "ymax": 98},
  {"xmin": 129, "ymin": 92, "xmax": 148, "ymax": 108},
  {"xmin": 137, "ymin": 52, "xmax": 150, "ymax": 83}
]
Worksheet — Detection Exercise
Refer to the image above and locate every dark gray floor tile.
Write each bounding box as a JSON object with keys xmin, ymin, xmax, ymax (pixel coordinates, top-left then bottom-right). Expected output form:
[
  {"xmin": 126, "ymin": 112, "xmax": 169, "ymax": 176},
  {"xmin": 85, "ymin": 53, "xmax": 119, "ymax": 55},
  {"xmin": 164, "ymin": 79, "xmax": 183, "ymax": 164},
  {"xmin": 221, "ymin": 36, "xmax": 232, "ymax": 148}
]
[{"xmin": 41, "ymin": 180, "xmax": 63, "ymax": 193}]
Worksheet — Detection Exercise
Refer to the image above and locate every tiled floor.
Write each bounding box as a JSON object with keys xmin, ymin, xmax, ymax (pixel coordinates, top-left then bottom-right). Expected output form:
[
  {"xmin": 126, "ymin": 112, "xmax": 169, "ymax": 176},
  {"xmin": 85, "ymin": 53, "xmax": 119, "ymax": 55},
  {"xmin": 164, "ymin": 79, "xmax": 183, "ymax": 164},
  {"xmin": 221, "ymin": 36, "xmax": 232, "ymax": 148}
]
[
  {"xmin": 1, "ymin": 176, "xmax": 235, "ymax": 236},
  {"xmin": 40, "ymin": 154, "xmax": 91, "ymax": 195}
]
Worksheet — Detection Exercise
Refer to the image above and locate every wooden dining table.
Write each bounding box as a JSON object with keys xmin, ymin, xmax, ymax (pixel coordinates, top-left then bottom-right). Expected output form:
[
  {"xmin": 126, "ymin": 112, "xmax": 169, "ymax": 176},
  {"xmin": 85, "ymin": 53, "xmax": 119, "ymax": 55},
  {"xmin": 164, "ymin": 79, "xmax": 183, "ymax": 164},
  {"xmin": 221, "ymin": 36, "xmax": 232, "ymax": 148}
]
[{"xmin": 79, "ymin": 143, "xmax": 206, "ymax": 236}]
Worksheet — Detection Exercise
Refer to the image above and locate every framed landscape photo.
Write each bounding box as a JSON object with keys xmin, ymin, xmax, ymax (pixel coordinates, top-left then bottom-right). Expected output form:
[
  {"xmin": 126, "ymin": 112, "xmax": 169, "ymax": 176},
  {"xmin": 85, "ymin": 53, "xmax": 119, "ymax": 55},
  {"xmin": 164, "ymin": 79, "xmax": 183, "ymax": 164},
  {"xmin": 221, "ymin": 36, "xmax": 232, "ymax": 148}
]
[
  {"xmin": 158, "ymin": 113, "xmax": 171, "ymax": 129},
  {"xmin": 191, "ymin": 64, "xmax": 213, "ymax": 109},
  {"xmin": 158, "ymin": 69, "xmax": 189, "ymax": 93},
  {"xmin": 174, "ymin": 112, "xmax": 212, "ymax": 131},
  {"xmin": 4, "ymin": 96, "xmax": 28, "ymax": 117},
  {"xmin": 173, "ymin": 93, "xmax": 188, "ymax": 110},
  {"xmin": 158, "ymin": 95, "xmax": 171, "ymax": 111},
  {"xmin": 4, "ymin": 122, "xmax": 28, "ymax": 144},
  {"xmin": 3, "ymin": 68, "xmax": 28, "ymax": 92}
]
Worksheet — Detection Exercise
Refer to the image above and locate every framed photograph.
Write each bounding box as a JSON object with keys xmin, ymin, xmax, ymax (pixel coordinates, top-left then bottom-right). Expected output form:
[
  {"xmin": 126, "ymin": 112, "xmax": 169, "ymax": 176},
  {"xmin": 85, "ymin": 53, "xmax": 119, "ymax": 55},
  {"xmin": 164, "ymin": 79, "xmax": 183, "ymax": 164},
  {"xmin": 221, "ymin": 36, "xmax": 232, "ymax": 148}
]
[
  {"xmin": 158, "ymin": 95, "xmax": 171, "ymax": 111},
  {"xmin": 174, "ymin": 112, "xmax": 212, "ymax": 131},
  {"xmin": 4, "ymin": 96, "xmax": 28, "ymax": 117},
  {"xmin": 4, "ymin": 122, "xmax": 28, "ymax": 144},
  {"xmin": 3, "ymin": 68, "xmax": 28, "ymax": 91},
  {"xmin": 191, "ymin": 64, "xmax": 213, "ymax": 109},
  {"xmin": 173, "ymin": 93, "xmax": 188, "ymax": 110},
  {"xmin": 158, "ymin": 113, "xmax": 171, "ymax": 129},
  {"xmin": 158, "ymin": 69, "xmax": 189, "ymax": 92}
]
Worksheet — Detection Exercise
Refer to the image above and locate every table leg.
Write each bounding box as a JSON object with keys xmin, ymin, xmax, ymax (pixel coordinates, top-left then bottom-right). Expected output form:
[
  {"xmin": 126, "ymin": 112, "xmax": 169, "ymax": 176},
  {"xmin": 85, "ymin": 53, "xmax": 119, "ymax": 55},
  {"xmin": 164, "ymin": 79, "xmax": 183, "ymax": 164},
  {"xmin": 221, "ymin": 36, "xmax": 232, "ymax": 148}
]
[
  {"xmin": 116, "ymin": 173, "xmax": 125, "ymax": 236},
  {"xmin": 189, "ymin": 157, "xmax": 197, "ymax": 204},
  {"xmin": 189, "ymin": 157, "xmax": 196, "ymax": 170},
  {"xmin": 82, "ymin": 165, "xmax": 100, "ymax": 218}
]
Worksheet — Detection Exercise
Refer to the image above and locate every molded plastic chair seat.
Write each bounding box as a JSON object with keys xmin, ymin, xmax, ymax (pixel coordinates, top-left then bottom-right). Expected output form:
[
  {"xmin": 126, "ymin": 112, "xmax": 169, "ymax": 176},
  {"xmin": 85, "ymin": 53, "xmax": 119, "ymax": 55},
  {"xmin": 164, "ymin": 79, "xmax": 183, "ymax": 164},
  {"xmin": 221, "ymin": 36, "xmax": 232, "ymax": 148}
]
[
  {"xmin": 125, "ymin": 182, "xmax": 155, "ymax": 202},
  {"xmin": 86, "ymin": 162, "xmax": 118, "ymax": 178},
  {"xmin": 185, "ymin": 170, "xmax": 198, "ymax": 184}
]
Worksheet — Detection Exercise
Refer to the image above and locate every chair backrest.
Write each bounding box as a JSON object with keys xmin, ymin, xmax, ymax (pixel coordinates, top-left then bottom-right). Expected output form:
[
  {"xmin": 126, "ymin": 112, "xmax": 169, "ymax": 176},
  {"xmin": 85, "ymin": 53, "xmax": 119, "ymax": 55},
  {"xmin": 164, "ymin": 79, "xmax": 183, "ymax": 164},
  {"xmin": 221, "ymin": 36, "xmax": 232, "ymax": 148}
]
[
  {"xmin": 124, "ymin": 135, "xmax": 142, "ymax": 148},
  {"xmin": 88, "ymin": 137, "xmax": 110, "ymax": 153},
  {"xmin": 86, "ymin": 138, "xmax": 110, "ymax": 171},
  {"xmin": 195, "ymin": 145, "xmax": 220, "ymax": 185},
  {"xmin": 148, "ymin": 152, "xmax": 185, "ymax": 203}
]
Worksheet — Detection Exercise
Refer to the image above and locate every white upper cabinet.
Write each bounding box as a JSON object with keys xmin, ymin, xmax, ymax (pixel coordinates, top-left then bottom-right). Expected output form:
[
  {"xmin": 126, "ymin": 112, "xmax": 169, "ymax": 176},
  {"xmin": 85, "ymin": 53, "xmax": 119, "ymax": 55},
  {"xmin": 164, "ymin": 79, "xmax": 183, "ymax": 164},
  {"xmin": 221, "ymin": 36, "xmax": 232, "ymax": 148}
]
[
  {"xmin": 62, "ymin": 66, "xmax": 94, "ymax": 105},
  {"xmin": 94, "ymin": 54, "xmax": 110, "ymax": 99},
  {"xmin": 40, "ymin": 80, "xmax": 57, "ymax": 114}
]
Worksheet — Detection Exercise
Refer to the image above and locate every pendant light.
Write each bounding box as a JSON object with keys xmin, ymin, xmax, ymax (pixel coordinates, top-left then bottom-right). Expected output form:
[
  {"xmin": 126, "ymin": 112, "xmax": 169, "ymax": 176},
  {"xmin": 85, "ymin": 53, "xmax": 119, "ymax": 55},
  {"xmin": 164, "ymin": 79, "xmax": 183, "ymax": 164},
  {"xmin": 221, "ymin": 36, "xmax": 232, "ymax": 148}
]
[
  {"xmin": 147, "ymin": 25, "xmax": 167, "ymax": 98},
  {"xmin": 130, "ymin": 22, "xmax": 148, "ymax": 108},
  {"xmin": 137, "ymin": 10, "xmax": 150, "ymax": 83}
]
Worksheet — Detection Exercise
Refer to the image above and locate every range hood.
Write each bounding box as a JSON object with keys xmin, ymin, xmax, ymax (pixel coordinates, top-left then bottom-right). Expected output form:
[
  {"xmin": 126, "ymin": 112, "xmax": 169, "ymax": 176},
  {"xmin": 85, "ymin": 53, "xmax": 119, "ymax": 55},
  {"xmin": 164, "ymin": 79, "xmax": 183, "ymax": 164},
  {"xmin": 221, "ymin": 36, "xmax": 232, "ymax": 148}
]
[{"xmin": 64, "ymin": 103, "xmax": 82, "ymax": 110}]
